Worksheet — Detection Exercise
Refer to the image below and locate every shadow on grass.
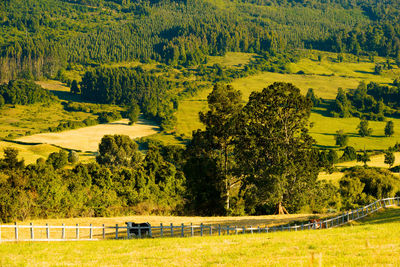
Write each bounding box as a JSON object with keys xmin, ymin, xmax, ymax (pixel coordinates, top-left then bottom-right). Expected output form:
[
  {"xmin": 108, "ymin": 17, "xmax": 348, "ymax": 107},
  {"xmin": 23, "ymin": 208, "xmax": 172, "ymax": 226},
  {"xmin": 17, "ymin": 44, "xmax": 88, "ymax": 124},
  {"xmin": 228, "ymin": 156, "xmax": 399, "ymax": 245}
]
[
  {"xmin": 361, "ymin": 208, "xmax": 400, "ymax": 225},
  {"xmin": 50, "ymin": 90, "xmax": 86, "ymax": 103},
  {"xmin": 354, "ymin": 70, "xmax": 375, "ymax": 75}
]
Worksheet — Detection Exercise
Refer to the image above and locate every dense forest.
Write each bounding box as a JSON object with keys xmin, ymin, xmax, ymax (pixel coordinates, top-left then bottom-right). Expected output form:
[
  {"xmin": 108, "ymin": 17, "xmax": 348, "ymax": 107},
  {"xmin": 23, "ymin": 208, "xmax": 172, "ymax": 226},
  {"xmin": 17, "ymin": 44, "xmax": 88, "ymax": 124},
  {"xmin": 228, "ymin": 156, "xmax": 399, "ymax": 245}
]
[
  {"xmin": 1, "ymin": 0, "xmax": 400, "ymax": 81},
  {"xmin": 80, "ymin": 67, "xmax": 177, "ymax": 130}
]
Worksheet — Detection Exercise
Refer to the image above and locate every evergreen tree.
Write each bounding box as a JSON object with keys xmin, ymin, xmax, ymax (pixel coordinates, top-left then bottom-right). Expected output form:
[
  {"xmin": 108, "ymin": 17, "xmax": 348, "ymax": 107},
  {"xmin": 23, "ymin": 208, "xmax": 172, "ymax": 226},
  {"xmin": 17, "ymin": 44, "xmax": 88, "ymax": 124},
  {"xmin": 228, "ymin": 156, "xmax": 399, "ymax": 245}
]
[
  {"xmin": 186, "ymin": 84, "xmax": 243, "ymax": 214},
  {"xmin": 127, "ymin": 101, "xmax": 141, "ymax": 125},
  {"xmin": 70, "ymin": 80, "xmax": 80, "ymax": 94}
]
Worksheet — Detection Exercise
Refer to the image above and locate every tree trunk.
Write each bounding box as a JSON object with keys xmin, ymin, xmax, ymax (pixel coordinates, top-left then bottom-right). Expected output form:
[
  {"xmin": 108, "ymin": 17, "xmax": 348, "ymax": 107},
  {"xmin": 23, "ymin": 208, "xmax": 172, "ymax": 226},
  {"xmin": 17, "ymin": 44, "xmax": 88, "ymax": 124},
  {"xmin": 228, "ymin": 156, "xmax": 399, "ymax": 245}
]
[{"xmin": 274, "ymin": 202, "xmax": 289, "ymax": 215}]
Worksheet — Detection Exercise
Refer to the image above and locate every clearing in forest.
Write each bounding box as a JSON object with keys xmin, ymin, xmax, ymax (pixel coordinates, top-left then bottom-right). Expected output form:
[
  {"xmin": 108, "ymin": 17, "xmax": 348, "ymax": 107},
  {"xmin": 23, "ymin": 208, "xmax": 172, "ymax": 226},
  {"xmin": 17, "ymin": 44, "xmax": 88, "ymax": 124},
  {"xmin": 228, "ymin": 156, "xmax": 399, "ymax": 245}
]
[{"xmin": 15, "ymin": 118, "xmax": 159, "ymax": 152}]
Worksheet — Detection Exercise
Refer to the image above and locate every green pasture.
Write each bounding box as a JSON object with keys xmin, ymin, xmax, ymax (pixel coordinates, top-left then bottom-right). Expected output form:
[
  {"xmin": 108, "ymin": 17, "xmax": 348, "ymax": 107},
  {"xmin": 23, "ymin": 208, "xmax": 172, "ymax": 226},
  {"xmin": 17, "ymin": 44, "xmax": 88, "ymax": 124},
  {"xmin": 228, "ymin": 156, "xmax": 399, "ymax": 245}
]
[
  {"xmin": 175, "ymin": 51, "xmax": 400, "ymax": 151},
  {"xmin": 206, "ymin": 52, "xmax": 256, "ymax": 69},
  {"xmin": 1, "ymin": 208, "xmax": 399, "ymax": 266}
]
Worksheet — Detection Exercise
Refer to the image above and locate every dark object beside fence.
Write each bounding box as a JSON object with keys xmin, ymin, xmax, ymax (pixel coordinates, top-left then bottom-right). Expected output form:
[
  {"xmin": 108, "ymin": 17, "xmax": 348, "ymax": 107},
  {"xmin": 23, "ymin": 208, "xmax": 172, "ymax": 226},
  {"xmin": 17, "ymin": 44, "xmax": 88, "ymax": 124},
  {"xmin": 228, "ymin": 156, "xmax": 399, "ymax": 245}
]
[{"xmin": 126, "ymin": 222, "xmax": 151, "ymax": 238}]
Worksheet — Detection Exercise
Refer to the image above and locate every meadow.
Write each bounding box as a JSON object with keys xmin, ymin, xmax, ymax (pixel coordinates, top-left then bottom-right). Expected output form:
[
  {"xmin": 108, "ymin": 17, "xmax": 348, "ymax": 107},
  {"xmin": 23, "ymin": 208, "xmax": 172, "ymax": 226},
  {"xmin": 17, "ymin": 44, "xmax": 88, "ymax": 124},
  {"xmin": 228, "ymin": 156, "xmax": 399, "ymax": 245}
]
[
  {"xmin": 16, "ymin": 118, "xmax": 159, "ymax": 153},
  {"xmin": 175, "ymin": 52, "xmax": 400, "ymax": 151},
  {"xmin": 0, "ymin": 208, "xmax": 399, "ymax": 266}
]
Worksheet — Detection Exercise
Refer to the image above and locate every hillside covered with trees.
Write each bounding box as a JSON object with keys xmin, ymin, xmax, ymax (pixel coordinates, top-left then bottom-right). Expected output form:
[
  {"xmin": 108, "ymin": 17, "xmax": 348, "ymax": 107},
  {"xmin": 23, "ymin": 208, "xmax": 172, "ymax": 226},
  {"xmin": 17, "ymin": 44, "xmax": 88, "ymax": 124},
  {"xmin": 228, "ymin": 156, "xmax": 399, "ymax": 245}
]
[{"xmin": 1, "ymin": 0, "xmax": 400, "ymax": 81}]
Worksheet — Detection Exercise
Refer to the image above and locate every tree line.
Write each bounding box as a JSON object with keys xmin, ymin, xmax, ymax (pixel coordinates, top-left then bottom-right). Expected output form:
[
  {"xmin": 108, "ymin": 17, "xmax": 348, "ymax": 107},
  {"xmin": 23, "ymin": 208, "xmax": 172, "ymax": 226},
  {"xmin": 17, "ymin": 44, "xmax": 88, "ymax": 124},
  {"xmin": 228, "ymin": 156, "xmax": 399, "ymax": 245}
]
[{"xmin": 79, "ymin": 67, "xmax": 177, "ymax": 130}]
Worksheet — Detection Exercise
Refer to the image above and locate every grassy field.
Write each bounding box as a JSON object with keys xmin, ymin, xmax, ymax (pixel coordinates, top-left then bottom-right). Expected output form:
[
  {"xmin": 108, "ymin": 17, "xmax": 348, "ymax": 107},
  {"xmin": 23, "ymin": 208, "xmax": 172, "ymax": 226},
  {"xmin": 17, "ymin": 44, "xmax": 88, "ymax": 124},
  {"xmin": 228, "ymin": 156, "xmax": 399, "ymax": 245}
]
[
  {"xmin": 16, "ymin": 117, "xmax": 159, "ymax": 152},
  {"xmin": 0, "ymin": 102, "xmax": 98, "ymax": 139},
  {"xmin": 175, "ymin": 52, "xmax": 400, "ymax": 150},
  {"xmin": 1, "ymin": 208, "xmax": 399, "ymax": 266},
  {"xmin": 0, "ymin": 141, "xmax": 61, "ymax": 165}
]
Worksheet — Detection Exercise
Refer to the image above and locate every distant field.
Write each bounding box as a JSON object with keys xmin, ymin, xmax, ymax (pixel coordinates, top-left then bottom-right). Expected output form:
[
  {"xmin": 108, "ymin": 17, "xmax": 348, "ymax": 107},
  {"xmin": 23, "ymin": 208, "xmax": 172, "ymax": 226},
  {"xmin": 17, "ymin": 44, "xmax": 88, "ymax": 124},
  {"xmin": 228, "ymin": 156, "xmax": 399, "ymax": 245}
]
[
  {"xmin": 206, "ymin": 52, "xmax": 256, "ymax": 69},
  {"xmin": 1, "ymin": 208, "xmax": 399, "ymax": 266},
  {"xmin": 16, "ymin": 118, "xmax": 160, "ymax": 152}
]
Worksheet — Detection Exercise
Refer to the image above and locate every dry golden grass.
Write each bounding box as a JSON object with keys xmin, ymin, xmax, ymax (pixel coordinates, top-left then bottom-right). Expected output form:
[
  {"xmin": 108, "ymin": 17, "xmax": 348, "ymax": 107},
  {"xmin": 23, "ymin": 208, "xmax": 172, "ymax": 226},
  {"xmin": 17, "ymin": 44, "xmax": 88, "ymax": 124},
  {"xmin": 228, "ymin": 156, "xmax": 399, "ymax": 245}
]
[
  {"xmin": 0, "ymin": 141, "xmax": 61, "ymax": 164},
  {"xmin": 16, "ymin": 118, "xmax": 160, "ymax": 152},
  {"xmin": 36, "ymin": 80, "xmax": 70, "ymax": 92}
]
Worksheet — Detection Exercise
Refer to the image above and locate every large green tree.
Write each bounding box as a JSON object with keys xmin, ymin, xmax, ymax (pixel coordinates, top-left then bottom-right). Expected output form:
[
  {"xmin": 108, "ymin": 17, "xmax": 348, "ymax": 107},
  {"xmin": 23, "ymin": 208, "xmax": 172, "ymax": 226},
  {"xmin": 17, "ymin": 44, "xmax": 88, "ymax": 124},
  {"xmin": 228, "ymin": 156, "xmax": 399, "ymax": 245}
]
[
  {"xmin": 185, "ymin": 84, "xmax": 243, "ymax": 215},
  {"xmin": 96, "ymin": 135, "xmax": 141, "ymax": 167},
  {"xmin": 235, "ymin": 82, "xmax": 319, "ymax": 214}
]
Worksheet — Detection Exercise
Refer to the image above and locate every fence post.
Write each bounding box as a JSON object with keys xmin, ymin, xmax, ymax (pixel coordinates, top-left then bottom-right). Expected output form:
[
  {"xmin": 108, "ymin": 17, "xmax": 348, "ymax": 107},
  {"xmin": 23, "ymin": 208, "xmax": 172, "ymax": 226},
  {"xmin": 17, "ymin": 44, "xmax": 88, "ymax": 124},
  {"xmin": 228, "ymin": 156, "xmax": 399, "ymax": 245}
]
[
  {"xmin": 218, "ymin": 224, "xmax": 221, "ymax": 236},
  {"xmin": 149, "ymin": 225, "xmax": 153, "ymax": 238},
  {"xmin": 14, "ymin": 222, "xmax": 18, "ymax": 241},
  {"xmin": 0, "ymin": 225, "xmax": 2, "ymax": 242},
  {"xmin": 357, "ymin": 209, "xmax": 359, "ymax": 219},
  {"xmin": 325, "ymin": 220, "xmax": 328, "ymax": 229},
  {"xmin": 200, "ymin": 223, "xmax": 203, "ymax": 237},
  {"xmin": 250, "ymin": 226, "xmax": 253, "ymax": 234},
  {"xmin": 281, "ymin": 225, "xmax": 284, "ymax": 232},
  {"xmin": 170, "ymin": 223, "xmax": 174, "ymax": 237},
  {"xmin": 160, "ymin": 223, "xmax": 163, "ymax": 238},
  {"xmin": 138, "ymin": 224, "xmax": 142, "ymax": 239},
  {"xmin": 235, "ymin": 226, "xmax": 238, "ymax": 235},
  {"xmin": 209, "ymin": 225, "xmax": 212, "ymax": 236},
  {"xmin": 127, "ymin": 224, "xmax": 131, "ymax": 239},
  {"xmin": 301, "ymin": 223, "xmax": 303, "ymax": 231},
  {"xmin": 115, "ymin": 224, "xmax": 118, "ymax": 240},
  {"xmin": 30, "ymin": 223, "xmax": 34, "ymax": 240},
  {"xmin": 258, "ymin": 226, "xmax": 261, "ymax": 233},
  {"xmin": 242, "ymin": 226, "xmax": 246, "ymax": 234},
  {"xmin": 102, "ymin": 224, "xmax": 105, "ymax": 239},
  {"xmin": 294, "ymin": 224, "xmax": 297, "ymax": 231},
  {"xmin": 227, "ymin": 226, "xmax": 230, "ymax": 235},
  {"xmin": 90, "ymin": 224, "xmax": 93, "ymax": 239},
  {"xmin": 181, "ymin": 223, "xmax": 184, "ymax": 238},
  {"xmin": 62, "ymin": 224, "xmax": 65, "ymax": 239},
  {"xmin": 46, "ymin": 223, "xmax": 50, "ymax": 240},
  {"xmin": 266, "ymin": 226, "xmax": 269, "ymax": 233},
  {"xmin": 190, "ymin": 223, "xmax": 194, "ymax": 237}
]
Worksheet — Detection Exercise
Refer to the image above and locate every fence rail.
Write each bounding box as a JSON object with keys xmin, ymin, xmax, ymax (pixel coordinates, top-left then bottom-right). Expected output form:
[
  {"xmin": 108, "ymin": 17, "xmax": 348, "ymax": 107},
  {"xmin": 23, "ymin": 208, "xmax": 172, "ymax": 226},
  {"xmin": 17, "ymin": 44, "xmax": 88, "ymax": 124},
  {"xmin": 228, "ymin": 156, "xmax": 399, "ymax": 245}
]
[{"xmin": 1, "ymin": 197, "xmax": 398, "ymax": 242}]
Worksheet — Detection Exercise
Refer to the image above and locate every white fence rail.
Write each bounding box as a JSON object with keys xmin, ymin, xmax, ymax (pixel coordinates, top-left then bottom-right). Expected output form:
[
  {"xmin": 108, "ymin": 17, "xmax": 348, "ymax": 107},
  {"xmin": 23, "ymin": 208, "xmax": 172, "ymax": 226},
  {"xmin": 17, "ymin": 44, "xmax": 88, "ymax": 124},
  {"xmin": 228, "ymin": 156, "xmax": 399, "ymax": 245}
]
[{"xmin": 1, "ymin": 197, "xmax": 398, "ymax": 242}]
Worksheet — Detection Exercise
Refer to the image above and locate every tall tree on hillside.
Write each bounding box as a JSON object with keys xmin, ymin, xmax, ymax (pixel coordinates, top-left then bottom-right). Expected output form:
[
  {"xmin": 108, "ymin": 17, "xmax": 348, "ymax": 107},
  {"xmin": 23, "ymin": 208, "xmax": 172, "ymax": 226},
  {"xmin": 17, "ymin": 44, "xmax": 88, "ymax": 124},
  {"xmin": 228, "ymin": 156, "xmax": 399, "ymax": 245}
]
[
  {"xmin": 185, "ymin": 84, "xmax": 243, "ymax": 215},
  {"xmin": 235, "ymin": 82, "xmax": 319, "ymax": 214},
  {"xmin": 70, "ymin": 80, "xmax": 80, "ymax": 94}
]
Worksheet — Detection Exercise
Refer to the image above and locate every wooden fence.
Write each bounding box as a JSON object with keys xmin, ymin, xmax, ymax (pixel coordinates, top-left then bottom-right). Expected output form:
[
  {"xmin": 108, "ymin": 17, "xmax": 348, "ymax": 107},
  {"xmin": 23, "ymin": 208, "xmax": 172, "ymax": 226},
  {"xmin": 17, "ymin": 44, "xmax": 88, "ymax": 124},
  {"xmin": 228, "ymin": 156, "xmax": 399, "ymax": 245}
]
[{"xmin": 1, "ymin": 197, "xmax": 398, "ymax": 242}]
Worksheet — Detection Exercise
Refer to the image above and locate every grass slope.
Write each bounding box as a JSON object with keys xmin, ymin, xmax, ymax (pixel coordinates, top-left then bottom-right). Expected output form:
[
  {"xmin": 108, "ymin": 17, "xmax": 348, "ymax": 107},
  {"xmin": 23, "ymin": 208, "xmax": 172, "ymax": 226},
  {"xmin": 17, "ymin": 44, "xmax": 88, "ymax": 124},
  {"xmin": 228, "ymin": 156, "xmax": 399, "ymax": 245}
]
[
  {"xmin": 16, "ymin": 117, "xmax": 159, "ymax": 153},
  {"xmin": 1, "ymin": 208, "xmax": 399, "ymax": 266},
  {"xmin": 176, "ymin": 51, "xmax": 400, "ymax": 150}
]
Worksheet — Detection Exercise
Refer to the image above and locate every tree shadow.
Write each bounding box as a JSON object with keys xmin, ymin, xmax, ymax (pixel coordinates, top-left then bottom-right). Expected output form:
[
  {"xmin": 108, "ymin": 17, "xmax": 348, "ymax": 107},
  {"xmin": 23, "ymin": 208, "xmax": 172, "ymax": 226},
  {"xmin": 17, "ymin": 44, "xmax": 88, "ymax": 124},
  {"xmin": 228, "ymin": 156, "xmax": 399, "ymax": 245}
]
[
  {"xmin": 354, "ymin": 70, "xmax": 375, "ymax": 75},
  {"xmin": 50, "ymin": 90, "xmax": 86, "ymax": 103},
  {"xmin": 311, "ymin": 108, "xmax": 331, "ymax": 117},
  {"xmin": 360, "ymin": 208, "xmax": 400, "ymax": 225}
]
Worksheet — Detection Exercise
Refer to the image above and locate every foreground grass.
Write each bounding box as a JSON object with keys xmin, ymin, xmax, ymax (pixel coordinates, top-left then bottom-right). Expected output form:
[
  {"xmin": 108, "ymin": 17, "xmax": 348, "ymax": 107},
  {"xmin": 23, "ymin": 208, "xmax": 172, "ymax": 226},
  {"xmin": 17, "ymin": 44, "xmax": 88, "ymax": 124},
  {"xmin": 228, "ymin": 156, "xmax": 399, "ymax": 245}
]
[{"xmin": 1, "ymin": 208, "xmax": 399, "ymax": 266}]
